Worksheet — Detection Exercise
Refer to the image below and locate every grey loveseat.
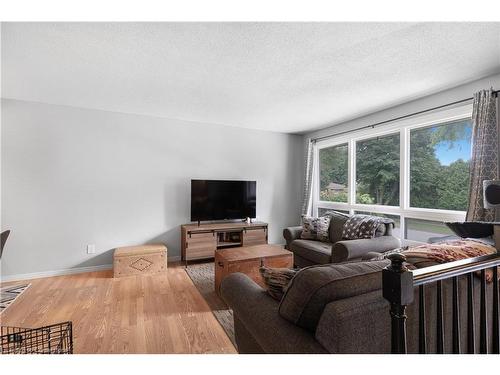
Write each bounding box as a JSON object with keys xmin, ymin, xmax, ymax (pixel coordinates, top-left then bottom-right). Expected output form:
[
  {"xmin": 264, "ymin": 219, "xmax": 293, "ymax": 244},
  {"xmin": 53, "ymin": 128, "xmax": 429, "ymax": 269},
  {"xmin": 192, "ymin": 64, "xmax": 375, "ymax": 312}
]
[
  {"xmin": 221, "ymin": 259, "xmax": 497, "ymax": 354},
  {"xmin": 284, "ymin": 211, "xmax": 400, "ymax": 267}
]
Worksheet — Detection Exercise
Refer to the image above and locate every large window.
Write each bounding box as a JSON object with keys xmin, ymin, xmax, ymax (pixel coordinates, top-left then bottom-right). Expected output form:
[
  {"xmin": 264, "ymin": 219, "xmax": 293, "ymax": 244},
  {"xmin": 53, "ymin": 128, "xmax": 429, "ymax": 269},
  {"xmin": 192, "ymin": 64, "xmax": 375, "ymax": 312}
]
[
  {"xmin": 410, "ymin": 119, "xmax": 472, "ymax": 211},
  {"xmin": 356, "ymin": 133, "xmax": 400, "ymax": 206},
  {"xmin": 313, "ymin": 105, "xmax": 473, "ymax": 244},
  {"xmin": 405, "ymin": 218, "xmax": 454, "ymax": 243},
  {"xmin": 319, "ymin": 143, "xmax": 348, "ymax": 202}
]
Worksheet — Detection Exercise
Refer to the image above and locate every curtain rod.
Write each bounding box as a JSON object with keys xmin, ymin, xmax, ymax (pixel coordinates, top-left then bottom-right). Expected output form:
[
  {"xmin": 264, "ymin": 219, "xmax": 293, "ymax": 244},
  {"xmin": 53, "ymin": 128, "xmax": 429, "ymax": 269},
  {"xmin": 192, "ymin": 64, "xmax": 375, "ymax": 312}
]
[{"xmin": 311, "ymin": 89, "xmax": 499, "ymax": 143}]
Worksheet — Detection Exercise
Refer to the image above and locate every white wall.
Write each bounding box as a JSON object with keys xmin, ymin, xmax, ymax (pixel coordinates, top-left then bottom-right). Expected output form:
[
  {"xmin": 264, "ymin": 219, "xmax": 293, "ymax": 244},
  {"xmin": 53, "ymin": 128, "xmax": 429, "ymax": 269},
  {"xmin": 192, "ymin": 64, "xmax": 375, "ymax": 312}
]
[{"xmin": 1, "ymin": 99, "xmax": 304, "ymax": 278}]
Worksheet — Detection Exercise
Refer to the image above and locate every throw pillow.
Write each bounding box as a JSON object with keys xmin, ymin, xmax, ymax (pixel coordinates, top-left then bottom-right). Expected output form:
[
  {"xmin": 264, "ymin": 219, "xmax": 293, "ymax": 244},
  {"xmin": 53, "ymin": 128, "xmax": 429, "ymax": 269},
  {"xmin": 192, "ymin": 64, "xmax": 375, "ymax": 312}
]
[
  {"xmin": 342, "ymin": 214, "xmax": 394, "ymax": 240},
  {"xmin": 300, "ymin": 215, "xmax": 331, "ymax": 242},
  {"xmin": 259, "ymin": 266, "xmax": 299, "ymax": 301}
]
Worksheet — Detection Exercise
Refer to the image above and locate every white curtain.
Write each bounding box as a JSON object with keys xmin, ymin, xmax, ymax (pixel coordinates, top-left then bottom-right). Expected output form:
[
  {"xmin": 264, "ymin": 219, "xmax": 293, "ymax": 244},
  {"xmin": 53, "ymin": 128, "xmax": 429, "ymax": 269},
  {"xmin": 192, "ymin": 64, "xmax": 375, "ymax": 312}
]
[{"xmin": 301, "ymin": 139, "xmax": 316, "ymax": 217}]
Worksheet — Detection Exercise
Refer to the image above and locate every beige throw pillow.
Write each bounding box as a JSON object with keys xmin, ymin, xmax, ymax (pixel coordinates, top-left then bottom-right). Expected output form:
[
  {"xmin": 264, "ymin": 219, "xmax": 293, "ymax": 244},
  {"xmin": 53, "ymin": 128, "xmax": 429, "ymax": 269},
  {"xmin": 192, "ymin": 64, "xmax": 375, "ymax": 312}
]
[{"xmin": 259, "ymin": 266, "xmax": 299, "ymax": 301}]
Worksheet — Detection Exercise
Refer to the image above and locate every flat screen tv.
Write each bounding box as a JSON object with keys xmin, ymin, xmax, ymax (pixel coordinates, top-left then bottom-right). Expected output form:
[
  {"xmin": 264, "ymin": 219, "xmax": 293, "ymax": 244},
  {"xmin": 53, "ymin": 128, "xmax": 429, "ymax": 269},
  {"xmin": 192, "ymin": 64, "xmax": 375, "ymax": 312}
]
[{"xmin": 191, "ymin": 179, "xmax": 256, "ymax": 222}]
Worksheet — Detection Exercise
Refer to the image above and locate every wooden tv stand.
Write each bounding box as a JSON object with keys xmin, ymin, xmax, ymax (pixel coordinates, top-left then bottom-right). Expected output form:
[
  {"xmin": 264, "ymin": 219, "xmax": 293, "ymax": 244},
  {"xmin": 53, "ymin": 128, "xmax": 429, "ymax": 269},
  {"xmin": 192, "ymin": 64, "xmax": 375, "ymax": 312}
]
[{"xmin": 181, "ymin": 221, "xmax": 268, "ymax": 266}]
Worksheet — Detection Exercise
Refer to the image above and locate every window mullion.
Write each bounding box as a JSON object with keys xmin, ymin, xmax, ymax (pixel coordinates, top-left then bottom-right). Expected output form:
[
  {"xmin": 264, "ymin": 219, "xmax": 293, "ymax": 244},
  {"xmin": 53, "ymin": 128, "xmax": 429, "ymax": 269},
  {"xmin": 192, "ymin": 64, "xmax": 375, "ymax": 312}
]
[
  {"xmin": 348, "ymin": 139, "xmax": 356, "ymax": 207},
  {"xmin": 400, "ymin": 128, "xmax": 408, "ymax": 242},
  {"xmin": 313, "ymin": 144, "xmax": 319, "ymax": 216}
]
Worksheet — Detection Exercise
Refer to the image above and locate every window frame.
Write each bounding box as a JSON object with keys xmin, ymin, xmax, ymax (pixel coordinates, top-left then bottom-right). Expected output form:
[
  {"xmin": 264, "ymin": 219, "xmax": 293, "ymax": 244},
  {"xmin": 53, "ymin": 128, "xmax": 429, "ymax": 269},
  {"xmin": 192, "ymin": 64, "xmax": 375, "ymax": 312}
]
[
  {"xmin": 406, "ymin": 118, "xmax": 473, "ymax": 211},
  {"xmin": 318, "ymin": 142, "xmax": 350, "ymax": 204},
  {"xmin": 313, "ymin": 104, "xmax": 473, "ymax": 241}
]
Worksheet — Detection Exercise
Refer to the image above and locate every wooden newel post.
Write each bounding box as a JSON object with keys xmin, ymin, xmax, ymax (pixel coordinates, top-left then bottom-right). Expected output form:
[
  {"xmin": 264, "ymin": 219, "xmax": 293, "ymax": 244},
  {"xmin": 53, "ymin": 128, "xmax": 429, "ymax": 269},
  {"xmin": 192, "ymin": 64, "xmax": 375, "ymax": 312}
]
[{"xmin": 383, "ymin": 253, "xmax": 414, "ymax": 354}]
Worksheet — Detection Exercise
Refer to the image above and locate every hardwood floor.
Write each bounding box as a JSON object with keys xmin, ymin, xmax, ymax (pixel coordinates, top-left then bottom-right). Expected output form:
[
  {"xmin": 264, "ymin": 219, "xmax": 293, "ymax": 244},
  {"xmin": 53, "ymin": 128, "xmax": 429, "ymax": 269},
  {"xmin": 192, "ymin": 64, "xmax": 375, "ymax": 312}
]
[{"xmin": 0, "ymin": 263, "xmax": 236, "ymax": 354}]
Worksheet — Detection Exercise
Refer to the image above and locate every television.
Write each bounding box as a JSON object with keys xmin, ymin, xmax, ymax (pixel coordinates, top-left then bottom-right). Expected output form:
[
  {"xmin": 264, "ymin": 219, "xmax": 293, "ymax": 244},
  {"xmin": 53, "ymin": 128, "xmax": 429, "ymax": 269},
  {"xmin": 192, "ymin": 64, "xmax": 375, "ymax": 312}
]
[{"xmin": 191, "ymin": 180, "xmax": 256, "ymax": 222}]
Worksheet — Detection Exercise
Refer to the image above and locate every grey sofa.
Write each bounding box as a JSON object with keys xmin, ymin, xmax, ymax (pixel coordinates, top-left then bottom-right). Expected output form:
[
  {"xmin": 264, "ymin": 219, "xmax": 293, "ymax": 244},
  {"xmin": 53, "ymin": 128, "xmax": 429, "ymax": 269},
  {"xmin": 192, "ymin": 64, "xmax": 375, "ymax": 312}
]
[
  {"xmin": 221, "ymin": 259, "xmax": 496, "ymax": 354},
  {"xmin": 283, "ymin": 211, "xmax": 401, "ymax": 267}
]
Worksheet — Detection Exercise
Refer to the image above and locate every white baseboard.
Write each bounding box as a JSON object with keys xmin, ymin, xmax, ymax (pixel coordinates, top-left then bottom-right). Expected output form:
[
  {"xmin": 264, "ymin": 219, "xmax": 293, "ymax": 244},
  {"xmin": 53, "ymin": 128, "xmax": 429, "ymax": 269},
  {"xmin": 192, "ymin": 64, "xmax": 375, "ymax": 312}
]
[
  {"xmin": 1, "ymin": 255, "xmax": 183, "ymax": 282},
  {"xmin": 0, "ymin": 264, "xmax": 113, "ymax": 282}
]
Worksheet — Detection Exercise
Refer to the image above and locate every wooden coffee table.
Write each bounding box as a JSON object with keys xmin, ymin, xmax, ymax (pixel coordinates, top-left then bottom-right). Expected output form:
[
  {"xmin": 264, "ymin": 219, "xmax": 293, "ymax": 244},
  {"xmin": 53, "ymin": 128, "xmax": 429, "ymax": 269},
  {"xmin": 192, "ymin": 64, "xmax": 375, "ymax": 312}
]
[{"xmin": 214, "ymin": 244, "xmax": 293, "ymax": 296}]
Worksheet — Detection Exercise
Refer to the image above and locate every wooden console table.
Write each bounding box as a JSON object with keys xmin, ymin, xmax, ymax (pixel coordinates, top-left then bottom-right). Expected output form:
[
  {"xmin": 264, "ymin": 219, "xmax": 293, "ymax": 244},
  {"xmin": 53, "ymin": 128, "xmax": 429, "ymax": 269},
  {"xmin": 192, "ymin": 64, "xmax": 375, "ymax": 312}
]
[{"xmin": 181, "ymin": 221, "xmax": 268, "ymax": 266}]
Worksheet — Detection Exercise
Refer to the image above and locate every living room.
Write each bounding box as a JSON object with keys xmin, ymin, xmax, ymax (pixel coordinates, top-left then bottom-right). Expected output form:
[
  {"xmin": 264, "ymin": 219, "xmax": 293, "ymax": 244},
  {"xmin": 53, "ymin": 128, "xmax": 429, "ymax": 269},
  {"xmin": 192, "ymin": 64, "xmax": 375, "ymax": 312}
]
[{"xmin": 1, "ymin": 1, "xmax": 500, "ymax": 372}]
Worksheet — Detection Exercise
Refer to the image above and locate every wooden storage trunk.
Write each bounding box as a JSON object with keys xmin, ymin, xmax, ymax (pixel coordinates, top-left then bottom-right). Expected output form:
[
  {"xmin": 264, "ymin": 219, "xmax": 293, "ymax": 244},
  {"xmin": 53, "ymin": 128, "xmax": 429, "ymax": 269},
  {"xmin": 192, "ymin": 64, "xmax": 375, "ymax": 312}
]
[
  {"xmin": 214, "ymin": 244, "xmax": 293, "ymax": 296},
  {"xmin": 113, "ymin": 244, "xmax": 167, "ymax": 278}
]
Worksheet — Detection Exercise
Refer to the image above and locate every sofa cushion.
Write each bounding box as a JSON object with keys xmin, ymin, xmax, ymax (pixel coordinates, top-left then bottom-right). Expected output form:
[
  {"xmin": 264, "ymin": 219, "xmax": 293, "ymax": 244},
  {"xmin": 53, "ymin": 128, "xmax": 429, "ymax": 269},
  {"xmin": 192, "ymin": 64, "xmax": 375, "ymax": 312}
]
[
  {"xmin": 278, "ymin": 259, "xmax": 390, "ymax": 332},
  {"xmin": 321, "ymin": 210, "xmax": 350, "ymax": 243},
  {"xmin": 300, "ymin": 215, "xmax": 331, "ymax": 242},
  {"xmin": 290, "ymin": 240, "xmax": 332, "ymax": 265},
  {"xmin": 375, "ymin": 223, "xmax": 387, "ymax": 237}
]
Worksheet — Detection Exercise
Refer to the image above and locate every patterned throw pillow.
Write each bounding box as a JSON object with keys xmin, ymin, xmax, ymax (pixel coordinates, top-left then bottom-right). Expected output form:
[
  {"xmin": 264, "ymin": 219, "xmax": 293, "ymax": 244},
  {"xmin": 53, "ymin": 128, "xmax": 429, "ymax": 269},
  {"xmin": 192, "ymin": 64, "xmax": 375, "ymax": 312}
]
[
  {"xmin": 300, "ymin": 215, "xmax": 331, "ymax": 242},
  {"xmin": 259, "ymin": 266, "xmax": 299, "ymax": 301},
  {"xmin": 342, "ymin": 214, "xmax": 392, "ymax": 240}
]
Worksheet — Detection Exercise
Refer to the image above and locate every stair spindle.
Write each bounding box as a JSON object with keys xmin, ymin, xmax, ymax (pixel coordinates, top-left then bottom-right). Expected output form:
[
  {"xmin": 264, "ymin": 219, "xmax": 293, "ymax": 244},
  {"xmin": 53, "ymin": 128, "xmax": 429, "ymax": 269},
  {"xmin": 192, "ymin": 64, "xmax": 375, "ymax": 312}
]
[
  {"xmin": 452, "ymin": 276, "xmax": 461, "ymax": 353},
  {"xmin": 436, "ymin": 280, "xmax": 444, "ymax": 353},
  {"xmin": 467, "ymin": 273, "xmax": 475, "ymax": 354},
  {"xmin": 493, "ymin": 267, "xmax": 499, "ymax": 354},
  {"xmin": 419, "ymin": 285, "xmax": 427, "ymax": 354},
  {"xmin": 480, "ymin": 269, "xmax": 488, "ymax": 353}
]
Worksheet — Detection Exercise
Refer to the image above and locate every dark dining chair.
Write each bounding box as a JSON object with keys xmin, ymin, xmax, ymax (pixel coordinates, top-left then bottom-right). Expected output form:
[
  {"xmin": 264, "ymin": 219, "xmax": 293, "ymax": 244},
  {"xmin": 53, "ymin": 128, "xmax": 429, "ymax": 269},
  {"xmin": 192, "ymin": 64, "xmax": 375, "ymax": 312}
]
[{"xmin": 1, "ymin": 230, "xmax": 10, "ymax": 259}]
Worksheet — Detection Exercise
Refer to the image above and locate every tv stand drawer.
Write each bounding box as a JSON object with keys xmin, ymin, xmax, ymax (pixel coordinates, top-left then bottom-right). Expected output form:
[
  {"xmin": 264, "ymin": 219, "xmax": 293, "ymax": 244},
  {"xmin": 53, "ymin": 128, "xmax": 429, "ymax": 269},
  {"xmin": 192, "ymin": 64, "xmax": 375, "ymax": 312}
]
[
  {"xmin": 185, "ymin": 231, "xmax": 216, "ymax": 260},
  {"xmin": 187, "ymin": 231, "xmax": 215, "ymax": 241},
  {"xmin": 242, "ymin": 227, "xmax": 267, "ymax": 246},
  {"xmin": 186, "ymin": 247, "xmax": 216, "ymax": 260}
]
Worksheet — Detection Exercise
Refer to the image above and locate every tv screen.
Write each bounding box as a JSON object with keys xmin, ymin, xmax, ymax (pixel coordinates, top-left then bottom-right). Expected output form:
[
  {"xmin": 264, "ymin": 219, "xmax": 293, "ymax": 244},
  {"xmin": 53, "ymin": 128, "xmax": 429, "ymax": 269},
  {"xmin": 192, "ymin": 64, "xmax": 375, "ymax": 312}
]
[{"xmin": 191, "ymin": 180, "xmax": 256, "ymax": 222}]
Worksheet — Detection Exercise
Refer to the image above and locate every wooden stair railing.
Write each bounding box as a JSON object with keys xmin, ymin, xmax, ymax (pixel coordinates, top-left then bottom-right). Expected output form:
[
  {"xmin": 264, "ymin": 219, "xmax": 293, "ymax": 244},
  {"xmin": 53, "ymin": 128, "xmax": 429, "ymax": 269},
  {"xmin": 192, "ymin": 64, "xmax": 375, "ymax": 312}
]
[{"xmin": 383, "ymin": 252, "xmax": 500, "ymax": 354}]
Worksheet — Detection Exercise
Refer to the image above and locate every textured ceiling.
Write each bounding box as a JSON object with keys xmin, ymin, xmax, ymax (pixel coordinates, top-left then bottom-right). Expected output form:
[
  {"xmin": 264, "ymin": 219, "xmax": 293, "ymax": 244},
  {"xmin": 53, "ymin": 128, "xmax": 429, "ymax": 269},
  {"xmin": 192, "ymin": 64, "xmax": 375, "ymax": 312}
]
[{"xmin": 2, "ymin": 22, "xmax": 500, "ymax": 133}]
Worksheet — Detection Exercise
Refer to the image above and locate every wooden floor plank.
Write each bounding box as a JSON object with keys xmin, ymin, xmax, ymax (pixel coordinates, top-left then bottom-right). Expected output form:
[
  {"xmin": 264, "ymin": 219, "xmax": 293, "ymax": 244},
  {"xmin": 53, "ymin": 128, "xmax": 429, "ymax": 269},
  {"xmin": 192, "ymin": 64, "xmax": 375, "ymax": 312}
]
[{"xmin": 0, "ymin": 263, "xmax": 236, "ymax": 354}]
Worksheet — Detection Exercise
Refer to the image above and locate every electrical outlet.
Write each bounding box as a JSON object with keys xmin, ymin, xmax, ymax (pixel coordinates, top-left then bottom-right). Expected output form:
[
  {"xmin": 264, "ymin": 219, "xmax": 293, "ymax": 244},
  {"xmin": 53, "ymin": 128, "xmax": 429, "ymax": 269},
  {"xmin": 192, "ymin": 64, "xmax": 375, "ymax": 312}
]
[{"xmin": 87, "ymin": 244, "xmax": 96, "ymax": 254}]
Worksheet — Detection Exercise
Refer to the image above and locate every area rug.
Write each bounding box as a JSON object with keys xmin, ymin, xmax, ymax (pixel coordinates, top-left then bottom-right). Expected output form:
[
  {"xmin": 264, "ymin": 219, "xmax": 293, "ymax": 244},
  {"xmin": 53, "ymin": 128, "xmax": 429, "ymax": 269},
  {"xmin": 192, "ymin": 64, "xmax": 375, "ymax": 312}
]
[
  {"xmin": 0, "ymin": 284, "xmax": 30, "ymax": 313},
  {"xmin": 185, "ymin": 263, "xmax": 235, "ymax": 346}
]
